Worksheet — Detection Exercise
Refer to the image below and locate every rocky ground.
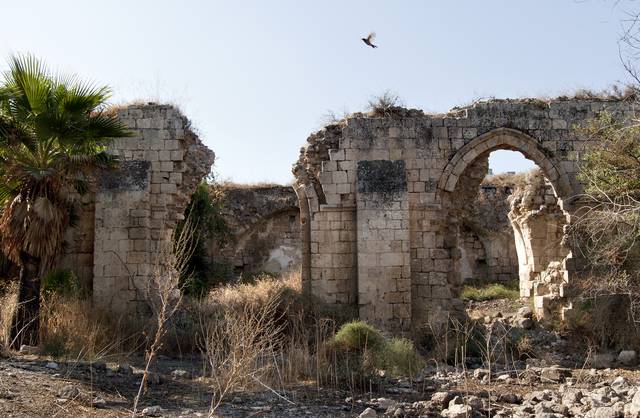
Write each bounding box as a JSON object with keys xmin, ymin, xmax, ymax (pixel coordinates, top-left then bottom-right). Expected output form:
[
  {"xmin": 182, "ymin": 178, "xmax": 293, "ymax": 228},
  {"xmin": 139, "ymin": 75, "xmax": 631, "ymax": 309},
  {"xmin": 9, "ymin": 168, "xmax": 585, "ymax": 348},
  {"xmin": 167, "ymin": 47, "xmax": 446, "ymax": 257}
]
[{"xmin": 1, "ymin": 298, "xmax": 640, "ymax": 417}]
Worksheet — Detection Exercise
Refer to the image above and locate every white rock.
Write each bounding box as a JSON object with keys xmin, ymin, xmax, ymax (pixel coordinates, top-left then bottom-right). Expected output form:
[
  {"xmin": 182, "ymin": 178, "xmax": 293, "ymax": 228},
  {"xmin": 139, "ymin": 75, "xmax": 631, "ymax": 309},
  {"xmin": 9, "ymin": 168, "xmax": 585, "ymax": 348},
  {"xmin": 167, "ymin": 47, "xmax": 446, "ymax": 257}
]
[
  {"xmin": 442, "ymin": 404, "xmax": 473, "ymax": 418},
  {"xmin": 92, "ymin": 396, "xmax": 107, "ymax": 408},
  {"xmin": 18, "ymin": 345, "xmax": 38, "ymax": 355},
  {"xmin": 585, "ymin": 405, "xmax": 624, "ymax": 418},
  {"xmin": 517, "ymin": 306, "xmax": 533, "ymax": 319},
  {"xmin": 611, "ymin": 376, "xmax": 629, "ymax": 391},
  {"xmin": 45, "ymin": 361, "xmax": 59, "ymax": 370},
  {"xmin": 627, "ymin": 389, "xmax": 640, "ymax": 416},
  {"xmin": 171, "ymin": 369, "xmax": 191, "ymax": 379},
  {"xmin": 376, "ymin": 397, "xmax": 396, "ymax": 410},
  {"xmin": 431, "ymin": 391, "xmax": 455, "ymax": 405},
  {"xmin": 618, "ymin": 350, "xmax": 637, "ymax": 366},
  {"xmin": 358, "ymin": 407, "xmax": 377, "ymax": 418},
  {"xmin": 142, "ymin": 405, "xmax": 164, "ymax": 417},
  {"xmin": 448, "ymin": 396, "xmax": 464, "ymax": 407}
]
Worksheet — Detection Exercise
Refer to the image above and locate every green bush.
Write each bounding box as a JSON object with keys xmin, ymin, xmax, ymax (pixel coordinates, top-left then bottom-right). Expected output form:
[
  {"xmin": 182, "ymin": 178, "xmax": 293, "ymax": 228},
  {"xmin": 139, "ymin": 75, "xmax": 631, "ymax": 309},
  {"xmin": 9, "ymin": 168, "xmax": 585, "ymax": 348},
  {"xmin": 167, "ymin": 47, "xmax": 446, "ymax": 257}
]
[
  {"xmin": 382, "ymin": 337, "xmax": 425, "ymax": 376},
  {"xmin": 461, "ymin": 283, "xmax": 519, "ymax": 301},
  {"xmin": 333, "ymin": 320, "xmax": 386, "ymax": 352},
  {"xmin": 42, "ymin": 332, "xmax": 68, "ymax": 358},
  {"xmin": 330, "ymin": 321, "xmax": 424, "ymax": 381},
  {"xmin": 177, "ymin": 180, "xmax": 232, "ymax": 296},
  {"xmin": 41, "ymin": 269, "xmax": 82, "ymax": 297}
]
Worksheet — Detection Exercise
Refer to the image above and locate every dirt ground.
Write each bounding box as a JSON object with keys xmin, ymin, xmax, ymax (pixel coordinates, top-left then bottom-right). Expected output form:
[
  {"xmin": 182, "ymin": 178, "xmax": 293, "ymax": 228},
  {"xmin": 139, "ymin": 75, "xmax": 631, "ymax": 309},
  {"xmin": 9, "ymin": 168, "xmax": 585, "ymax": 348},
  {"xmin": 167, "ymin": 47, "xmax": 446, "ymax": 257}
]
[{"xmin": 2, "ymin": 298, "xmax": 640, "ymax": 417}]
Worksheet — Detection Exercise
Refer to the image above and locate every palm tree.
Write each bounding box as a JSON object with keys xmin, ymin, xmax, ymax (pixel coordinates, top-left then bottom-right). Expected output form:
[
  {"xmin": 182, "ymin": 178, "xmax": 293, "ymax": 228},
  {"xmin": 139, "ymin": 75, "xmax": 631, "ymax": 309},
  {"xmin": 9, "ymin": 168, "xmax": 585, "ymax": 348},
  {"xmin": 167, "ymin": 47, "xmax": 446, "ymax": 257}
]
[{"xmin": 0, "ymin": 54, "xmax": 130, "ymax": 348}]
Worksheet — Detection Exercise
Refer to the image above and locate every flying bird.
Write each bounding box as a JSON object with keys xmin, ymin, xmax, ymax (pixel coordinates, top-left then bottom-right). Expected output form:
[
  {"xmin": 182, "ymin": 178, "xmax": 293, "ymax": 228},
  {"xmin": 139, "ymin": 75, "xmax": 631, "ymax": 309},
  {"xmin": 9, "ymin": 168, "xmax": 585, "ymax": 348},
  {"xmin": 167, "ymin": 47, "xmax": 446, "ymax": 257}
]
[{"xmin": 361, "ymin": 32, "xmax": 378, "ymax": 48}]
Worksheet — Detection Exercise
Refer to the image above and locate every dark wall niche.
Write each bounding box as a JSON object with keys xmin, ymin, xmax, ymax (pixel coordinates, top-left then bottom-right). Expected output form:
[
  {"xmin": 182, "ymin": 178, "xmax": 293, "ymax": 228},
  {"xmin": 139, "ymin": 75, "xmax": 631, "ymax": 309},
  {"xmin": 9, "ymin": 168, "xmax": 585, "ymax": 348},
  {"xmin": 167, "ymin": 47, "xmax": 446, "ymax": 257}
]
[
  {"xmin": 357, "ymin": 160, "xmax": 407, "ymax": 197},
  {"xmin": 100, "ymin": 160, "xmax": 151, "ymax": 192}
]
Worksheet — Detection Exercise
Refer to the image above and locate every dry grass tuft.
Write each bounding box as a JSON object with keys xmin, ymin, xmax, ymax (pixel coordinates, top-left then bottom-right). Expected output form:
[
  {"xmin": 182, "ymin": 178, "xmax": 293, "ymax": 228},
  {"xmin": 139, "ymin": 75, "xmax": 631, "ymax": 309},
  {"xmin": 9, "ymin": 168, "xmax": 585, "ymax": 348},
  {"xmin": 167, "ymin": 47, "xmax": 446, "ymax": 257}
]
[
  {"xmin": 39, "ymin": 295, "xmax": 150, "ymax": 360},
  {"xmin": 0, "ymin": 282, "xmax": 17, "ymax": 352},
  {"xmin": 218, "ymin": 181, "xmax": 292, "ymax": 190},
  {"xmin": 207, "ymin": 272, "xmax": 300, "ymax": 309},
  {"xmin": 0, "ymin": 283, "xmax": 150, "ymax": 359}
]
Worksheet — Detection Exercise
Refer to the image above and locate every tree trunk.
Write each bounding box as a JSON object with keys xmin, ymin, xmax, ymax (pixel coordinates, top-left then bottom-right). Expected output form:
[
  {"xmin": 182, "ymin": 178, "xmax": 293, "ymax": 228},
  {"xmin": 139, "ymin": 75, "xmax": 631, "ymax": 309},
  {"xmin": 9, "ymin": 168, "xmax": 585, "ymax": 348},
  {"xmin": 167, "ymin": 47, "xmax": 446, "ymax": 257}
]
[{"xmin": 10, "ymin": 252, "xmax": 41, "ymax": 349}]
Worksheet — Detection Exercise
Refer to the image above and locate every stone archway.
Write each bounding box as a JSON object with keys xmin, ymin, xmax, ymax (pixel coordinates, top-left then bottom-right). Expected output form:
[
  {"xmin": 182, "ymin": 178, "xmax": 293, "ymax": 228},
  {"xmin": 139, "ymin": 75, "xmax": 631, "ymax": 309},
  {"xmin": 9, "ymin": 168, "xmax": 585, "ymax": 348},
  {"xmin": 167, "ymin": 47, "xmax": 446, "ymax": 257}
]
[
  {"xmin": 293, "ymin": 98, "xmax": 634, "ymax": 333},
  {"xmin": 438, "ymin": 128, "xmax": 573, "ymax": 319},
  {"xmin": 438, "ymin": 128, "xmax": 573, "ymax": 202}
]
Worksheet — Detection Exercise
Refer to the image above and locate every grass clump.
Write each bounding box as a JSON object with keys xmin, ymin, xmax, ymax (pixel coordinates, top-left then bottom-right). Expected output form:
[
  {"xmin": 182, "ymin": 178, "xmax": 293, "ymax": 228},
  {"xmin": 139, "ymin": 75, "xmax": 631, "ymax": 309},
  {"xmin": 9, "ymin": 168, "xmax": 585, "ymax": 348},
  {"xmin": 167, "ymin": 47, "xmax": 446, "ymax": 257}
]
[
  {"xmin": 383, "ymin": 337, "xmax": 425, "ymax": 376},
  {"xmin": 41, "ymin": 269, "xmax": 83, "ymax": 297},
  {"xmin": 333, "ymin": 320, "xmax": 386, "ymax": 352},
  {"xmin": 461, "ymin": 283, "xmax": 520, "ymax": 302},
  {"xmin": 329, "ymin": 320, "xmax": 425, "ymax": 382}
]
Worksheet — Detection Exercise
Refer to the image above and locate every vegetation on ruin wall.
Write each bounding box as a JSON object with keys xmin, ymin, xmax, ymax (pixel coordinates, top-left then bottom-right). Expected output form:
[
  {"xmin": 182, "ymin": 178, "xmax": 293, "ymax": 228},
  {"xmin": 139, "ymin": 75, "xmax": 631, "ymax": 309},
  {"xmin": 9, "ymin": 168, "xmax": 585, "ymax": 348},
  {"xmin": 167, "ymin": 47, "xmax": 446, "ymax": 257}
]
[
  {"xmin": 571, "ymin": 110, "xmax": 640, "ymax": 348},
  {"xmin": 175, "ymin": 178, "xmax": 232, "ymax": 296},
  {"xmin": 461, "ymin": 283, "xmax": 519, "ymax": 302},
  {"xmin": 0, "ymin": 54, "xmax": 129, "ymax": 348}
]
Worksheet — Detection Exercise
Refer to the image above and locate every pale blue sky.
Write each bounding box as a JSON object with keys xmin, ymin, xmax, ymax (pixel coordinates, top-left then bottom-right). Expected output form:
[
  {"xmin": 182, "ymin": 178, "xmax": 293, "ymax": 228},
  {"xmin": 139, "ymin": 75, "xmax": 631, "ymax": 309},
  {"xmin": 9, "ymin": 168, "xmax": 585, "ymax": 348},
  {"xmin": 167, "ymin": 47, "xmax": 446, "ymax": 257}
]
[{"xmin": 0, "ymin": 1, "xmax": 633, "ymax": 183}]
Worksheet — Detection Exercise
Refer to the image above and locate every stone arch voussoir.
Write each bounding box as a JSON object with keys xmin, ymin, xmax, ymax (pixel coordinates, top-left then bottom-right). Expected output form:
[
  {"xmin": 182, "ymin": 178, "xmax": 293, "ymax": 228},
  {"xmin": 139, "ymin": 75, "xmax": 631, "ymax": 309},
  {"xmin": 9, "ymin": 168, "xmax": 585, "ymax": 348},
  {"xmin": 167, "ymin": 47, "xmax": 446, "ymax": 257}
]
[{"xmin": 438, "ymin": 128, "xmax": 572, "ymax": 202}]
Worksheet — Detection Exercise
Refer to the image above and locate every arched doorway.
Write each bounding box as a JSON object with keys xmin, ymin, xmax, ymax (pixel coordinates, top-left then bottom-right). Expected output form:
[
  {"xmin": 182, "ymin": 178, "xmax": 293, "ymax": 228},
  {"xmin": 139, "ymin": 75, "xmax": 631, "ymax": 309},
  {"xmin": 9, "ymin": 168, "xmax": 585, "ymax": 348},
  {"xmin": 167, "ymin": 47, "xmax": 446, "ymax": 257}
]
[{"xmin": 438, "ymin": 128, "xmax": 574, "ymax": 320}]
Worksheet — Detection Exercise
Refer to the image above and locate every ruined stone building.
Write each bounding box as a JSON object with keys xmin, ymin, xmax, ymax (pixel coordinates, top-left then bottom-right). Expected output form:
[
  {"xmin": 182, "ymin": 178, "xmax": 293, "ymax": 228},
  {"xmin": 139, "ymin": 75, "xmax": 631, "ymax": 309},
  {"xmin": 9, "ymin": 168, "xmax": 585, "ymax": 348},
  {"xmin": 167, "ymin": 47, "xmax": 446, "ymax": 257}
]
[
  {"xmin": 293, "ymin": 98, "xmax": 635, "ymax": 334},
  {"xmin": 53, "ymin": 98, "xmax": 635, "ymax": 334}
]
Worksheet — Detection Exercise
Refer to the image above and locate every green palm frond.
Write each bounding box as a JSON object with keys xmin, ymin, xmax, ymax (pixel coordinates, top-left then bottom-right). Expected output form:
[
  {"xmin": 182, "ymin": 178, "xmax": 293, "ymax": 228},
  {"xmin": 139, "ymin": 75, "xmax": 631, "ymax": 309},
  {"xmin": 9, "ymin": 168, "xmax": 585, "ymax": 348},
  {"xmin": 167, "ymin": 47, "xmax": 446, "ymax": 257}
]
[
  {"xmin": 5, "ymin": 54, "xmax": 51, "ymax": 114},
  {"xmin": 0, "ymin": 53, "xmax": 131, "ymax": 263}
]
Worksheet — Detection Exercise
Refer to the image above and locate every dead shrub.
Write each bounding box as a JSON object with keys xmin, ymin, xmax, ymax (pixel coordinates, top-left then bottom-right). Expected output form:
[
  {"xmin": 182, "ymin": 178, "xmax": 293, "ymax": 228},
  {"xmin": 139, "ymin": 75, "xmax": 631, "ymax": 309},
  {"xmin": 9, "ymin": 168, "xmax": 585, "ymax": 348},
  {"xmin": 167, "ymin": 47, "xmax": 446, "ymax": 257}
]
[
  {"xmin": 565, "ymin": 273, "xmax": 640, "ymax": 350},
  {"xmin": 39, "ymin": 294, "xmax": 150, "ymax": 360},
  {"xmin": 366, "ymin": 91, "xmax": 407, "ymax": 118},
  {"xmin": 200, "ymin": 293, "xmax": 285, "ymax": 413}
]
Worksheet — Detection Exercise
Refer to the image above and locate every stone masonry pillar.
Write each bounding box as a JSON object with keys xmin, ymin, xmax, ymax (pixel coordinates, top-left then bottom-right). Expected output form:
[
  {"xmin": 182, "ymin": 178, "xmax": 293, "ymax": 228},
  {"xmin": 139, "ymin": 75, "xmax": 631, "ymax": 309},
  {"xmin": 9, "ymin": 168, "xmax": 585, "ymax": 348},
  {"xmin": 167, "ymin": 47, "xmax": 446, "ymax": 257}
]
[{"xmin": 356, "ymin": 160, "xmax": 411, "ymax": 333}]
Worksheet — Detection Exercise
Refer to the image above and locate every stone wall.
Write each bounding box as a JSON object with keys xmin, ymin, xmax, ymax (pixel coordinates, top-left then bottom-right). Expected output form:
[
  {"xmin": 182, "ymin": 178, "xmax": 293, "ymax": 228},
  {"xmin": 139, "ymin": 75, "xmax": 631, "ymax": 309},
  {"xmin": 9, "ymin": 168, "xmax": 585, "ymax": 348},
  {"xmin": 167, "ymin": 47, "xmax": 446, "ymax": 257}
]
[
  {"xmin": 211, "ymin": 185, "xmax": 301, "ymax": 277},
  {"xmin": 59, "ymin": 104, "xmax": 214, "ymax": 313},
  {"xmin": 457, "ymin": 179, "xmax": 520, "ymax": 285},
  {"xmin": 58, "ymin": 191, "xmax": 96, "ymax": 290},
  {"xmin": 293, "ymin": 97, "xmax": 636, "ymax": 333}
]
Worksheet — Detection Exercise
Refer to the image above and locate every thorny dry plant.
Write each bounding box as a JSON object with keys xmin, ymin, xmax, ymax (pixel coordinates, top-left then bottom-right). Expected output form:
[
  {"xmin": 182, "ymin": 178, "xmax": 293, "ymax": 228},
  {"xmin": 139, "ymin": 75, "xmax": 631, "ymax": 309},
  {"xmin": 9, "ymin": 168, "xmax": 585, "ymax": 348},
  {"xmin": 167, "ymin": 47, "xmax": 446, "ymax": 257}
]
[
  {"xmin": 199, "ymin": 292, "xmax": 286, "ymax": 415},
  {"xmin": 131, "ymin": 215, "xmax": 198, "ymax": 417}
]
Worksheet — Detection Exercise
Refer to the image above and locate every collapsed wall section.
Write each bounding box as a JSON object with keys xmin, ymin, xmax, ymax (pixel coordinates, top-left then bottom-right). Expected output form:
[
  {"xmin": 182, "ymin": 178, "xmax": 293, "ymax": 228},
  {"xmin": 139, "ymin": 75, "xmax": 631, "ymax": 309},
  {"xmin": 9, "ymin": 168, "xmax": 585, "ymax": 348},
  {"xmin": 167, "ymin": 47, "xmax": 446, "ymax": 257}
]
[{"xmin": 508, "ymin": 171, "xmax": 570, "ymax": 318}]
